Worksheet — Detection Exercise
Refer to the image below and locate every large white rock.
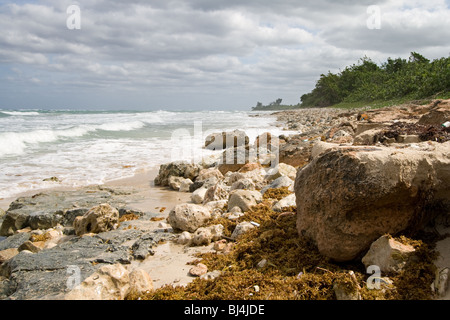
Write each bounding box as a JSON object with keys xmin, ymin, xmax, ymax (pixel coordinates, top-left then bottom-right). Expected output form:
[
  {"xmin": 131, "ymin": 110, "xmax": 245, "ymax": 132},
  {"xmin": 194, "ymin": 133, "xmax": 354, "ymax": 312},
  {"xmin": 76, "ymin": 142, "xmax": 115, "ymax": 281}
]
[
  {"xmin": 167, "ymin": 203, "xmax": 211, "ymax": 232},
  {"xmin": 73, "ymin": 203, "xmax": 119, "ymax": 236},
  {"xmin": 272, "ymin": 193, "xmax": 296, "ymax": 212},
  {"xmin": 228, "ymin": 190, "xmax": 263, "ymax": 213},
  {"xmin": 362, "ymin": 235, "xmax": 416, "ymax": 273}
]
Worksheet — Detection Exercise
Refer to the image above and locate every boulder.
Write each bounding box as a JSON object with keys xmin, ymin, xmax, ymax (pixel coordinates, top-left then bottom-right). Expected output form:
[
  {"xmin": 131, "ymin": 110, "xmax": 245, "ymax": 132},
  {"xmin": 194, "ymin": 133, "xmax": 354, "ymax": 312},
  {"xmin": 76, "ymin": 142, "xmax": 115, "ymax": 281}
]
[
  {"xmin": 191, "ymin": 187, "xmax": 208, "ymax": 204},
  {"xmin": 265, "ymin": 163, "xmax": 297, "ymax": 181},
  {"xmin": 361, "ymin": 235, "xmax": 416, "ymax": 273},
  {"xmin": 196, "ymin": 168, "xmax": 224, "ymax": 182},
  {"xmin": 230, "ymin": 178, "xmax": 256, "ymax": 191},
  {"xmin": 65, "ymin": 264, "xmax": 131, "ymax": 300},
  {"xmin": 167, "ymin": 203, "xmax": 211, "ymax": 233},
  {"xmin": 261, "ymin": 176, "xmax": 294, "ymax": 194},
  {"xmin": 154, "ymin": 161, "xmax": 201, "ymax": 186},
  {"xmin": 417, "ymin": 100, "xmax": 450, "ymax": 125},
  {"xmin": 128, "ymin": 269, "xmax": 154, "ymax": 296},
  {"xmin": 73, "ymin": 204, "xmax": 119, "ymax": 236},
  {"xmin": 179, "ymin": 178, "xmax": 194, "ymax": 192},
  {"xmin": 0, "ymin": 248, "xmax": 19, "ymax": 264},
  {"xmin": 295, "ymin": 142, "xmax": 450, "ymax": 262},
  {"xmin": 168, "ymin": 176, "xmax": 185, "ymax": 191},
  {"xmin": 203, "ymin": 183, "xmax": 229, "ymax": 204},
  {"xmin": 205, "ymin": 130, "xmax": 249, "ymax": 150},
  {"xmin": 272, "ymin": 193, "xmax": 296, "ymax": 212},
  {"xmin": 192, "ymin": 224, "xmax": 224, "ymax": 246},
  {"xmin": 218, "ymin": 146, "xmax": 256, "ymax": 175},
  {"xmin": 228, "ymin": 190, "xmax": 263, "ymax": 213}
]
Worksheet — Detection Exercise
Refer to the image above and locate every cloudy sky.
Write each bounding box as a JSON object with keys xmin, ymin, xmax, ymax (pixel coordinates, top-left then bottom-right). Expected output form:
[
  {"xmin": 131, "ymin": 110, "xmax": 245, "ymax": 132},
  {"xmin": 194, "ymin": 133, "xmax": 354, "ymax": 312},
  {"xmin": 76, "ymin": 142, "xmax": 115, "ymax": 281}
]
[{"xmin": 0, "ymin": 0, "xmax": 449, "ymax": 110}]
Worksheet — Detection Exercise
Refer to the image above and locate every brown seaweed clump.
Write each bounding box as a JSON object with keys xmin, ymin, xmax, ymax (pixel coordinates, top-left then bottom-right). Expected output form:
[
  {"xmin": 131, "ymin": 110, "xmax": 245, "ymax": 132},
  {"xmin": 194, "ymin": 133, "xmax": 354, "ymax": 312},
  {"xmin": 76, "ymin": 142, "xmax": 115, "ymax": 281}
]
[{"xmin": 128, "ymin": 203, "xmax": 439, "ymax": 300}]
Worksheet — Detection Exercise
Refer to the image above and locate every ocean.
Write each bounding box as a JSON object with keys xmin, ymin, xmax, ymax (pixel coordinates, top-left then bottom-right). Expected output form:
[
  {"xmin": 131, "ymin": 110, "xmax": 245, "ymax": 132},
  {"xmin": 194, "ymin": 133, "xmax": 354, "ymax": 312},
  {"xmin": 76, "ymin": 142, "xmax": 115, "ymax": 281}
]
[{"xmin": 0, "ymin": 109, "xmax": 292, "ymax": 200}]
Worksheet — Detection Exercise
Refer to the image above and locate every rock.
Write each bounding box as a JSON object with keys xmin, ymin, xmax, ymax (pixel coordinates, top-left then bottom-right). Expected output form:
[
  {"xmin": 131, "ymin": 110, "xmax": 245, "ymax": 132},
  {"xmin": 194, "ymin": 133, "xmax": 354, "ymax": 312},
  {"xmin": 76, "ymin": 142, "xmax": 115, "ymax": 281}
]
[
  {"xmin": 203, "ymin": 183, "xmax": 229, "ymax": 204},
  {"xmin": 238, "ymin": 162, "xmax": 262, "ymax": 173},
  {"xmin": 129, "ymin": 269, "xmax": 154, "ymax": 296},
  {"xmin": 228, "ymin": 190, "xmax": 263, "ymax": 213},
  {"xmin": 218, "ymin": 146, "xmax": 256, "ymax": 175},
  {"xmin": 73, "ymin": 204, "xmax": 119, "ymax": 236},
  {"xmin": 200, "ymin": 270, "xmax": 222, "ymax": 280},
  {"xmin": 231, "ymin": 221, "xmax": 255, "ymax": 240},
  {"xmin": 261, "ymin": 176, "xmax": 294, "ymax": 194},
  {"xmin": 0, "ymin": 248, "xmax": 19, "ymax": 264},
  {"xmin": 65, "ymin": 264, "xmax": 130, "ymax": 300},
  {"xmin": 230, "ymin": 178, "xmax": 256, "ymax": 191},
  {"xmin": 0, "ymin": 232, "xmax": 30, "ymax": 251},
  {"xmin": 43, "ymin": 176, "xmax": 61, "ymax": 182},
  {"xmin": 272, "ymin": 193, "xmax": 296, "ymax": 212},
  {"xmin": 295, "ymin": 142, "xmax": 450, "ymax": 262},
  {"xmin": 353, "ymin": 128, "xmax": 382, "ymax": 145},
  {"xmin": 177, "ymin": 231, "xmax": 193, "ymax": 245},
  {"xmin": 167, "ymin": 203, "xmax": 211, "ymax": 233},
  {"xmin": 417, "ymin": 101, "xmax": 450, "ymax": 125},
  {"xmin": 189, "ymin": 263, "xmax": 208, "ymax": 277},
  {"xmin": 154, "ymin": 161, "xmax": 201, "ymax": 186},
  {"xmin": 278, "ymin": 138, "xmax": 312, "ymax": 168},
  {"xmin": 179, "ymin": 179, "xmax": 194, "ymax": 193},
  {"xmin": 431, "ymin": 268, "xmax": 449, "ymax": 298},
  {"xmin": 168, "ymin": 176, "xmax": 185, "ymax": 191},
  {"xmin": 334, "ymin": 281, "xmax": 361, "ymax": 300},
  {"xmin": 362, "ymin": 235, "xmax": 416, "ymax": 273},
  {"xmin": 192, "ymin": 224, "xmax": 224, "ymax": 246},
  {"xmin": 196, "ymin": 168, "xmax": 224, "ymax": 182},
  {"xmin": 191, "ymin": 187, "xmax": 208, "ymax": 204},
  {"xmin": 265, "ymin": 163, "xmax": 297, "ymax": 181},
  {"xmin": 28, "ymin": 211, "xmax": 62, "ymax": 230},
  {"xmin": 205, "ymin": 130, "xmax": 249, "ymax": 150},
  {"xmin": 213, "ymin": 239, "xmax": 228, "ymax": 251},
  {"xmin": 18, "ymin": 240, "xmax": 44, "ymax": 253},
  {"xmin": 256, "ymin": 259, "xmax": 268, "ymax": 269}
]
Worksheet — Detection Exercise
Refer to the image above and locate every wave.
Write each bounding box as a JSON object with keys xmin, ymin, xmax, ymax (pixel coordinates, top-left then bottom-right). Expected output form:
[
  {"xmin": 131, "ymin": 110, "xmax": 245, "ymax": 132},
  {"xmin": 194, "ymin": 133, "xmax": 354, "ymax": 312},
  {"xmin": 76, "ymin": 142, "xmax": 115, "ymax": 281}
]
[
  {"xmin": 0, "ymin": 111, "xmax": 41, "ymax": 117},
  {"xmin": 0, "ymin": 120, "xmax": 149, "ymax": 157}
]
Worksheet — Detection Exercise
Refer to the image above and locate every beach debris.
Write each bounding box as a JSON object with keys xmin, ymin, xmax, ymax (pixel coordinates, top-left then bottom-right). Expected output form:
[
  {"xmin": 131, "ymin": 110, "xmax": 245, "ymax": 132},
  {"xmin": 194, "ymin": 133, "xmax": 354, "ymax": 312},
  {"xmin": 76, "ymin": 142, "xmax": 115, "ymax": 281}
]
[
  {"xmin": 43, "ymin": 176, "xmax": 61, "ymax": 182},
  {"xmin": 73, "ymin": 203, "xmax": 119, "ymax": 237}
]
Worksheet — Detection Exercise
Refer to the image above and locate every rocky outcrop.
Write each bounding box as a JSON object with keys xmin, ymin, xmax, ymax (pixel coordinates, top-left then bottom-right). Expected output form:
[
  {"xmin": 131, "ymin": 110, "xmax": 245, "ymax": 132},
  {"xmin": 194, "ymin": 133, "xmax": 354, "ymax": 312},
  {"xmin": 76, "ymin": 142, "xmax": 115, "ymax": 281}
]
[
  {"xmin": 205, "ymin": 130, "xmax": 249, "ymax": 150},
  {"xmin": 295, "ymin": 142, "xmax": 450, "ymax": 262},
  {"xmin": 154, "ymin": 161, "xmax": 201, "ymax": 187},
  {"xmin": 73, "ymin": 204, "xmax": 119, "ymax": 236}
]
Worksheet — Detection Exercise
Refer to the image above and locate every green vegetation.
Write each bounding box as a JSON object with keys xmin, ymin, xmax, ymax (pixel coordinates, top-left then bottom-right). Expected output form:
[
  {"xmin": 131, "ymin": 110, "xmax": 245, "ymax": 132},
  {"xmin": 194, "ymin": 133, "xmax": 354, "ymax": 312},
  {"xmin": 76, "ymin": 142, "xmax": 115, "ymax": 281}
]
[
  {"xmin": 252, "ymin": 98, "xmax": 300, "ymax": 111},
  {"xmin": 300, "ymin": 52, "xmax": 450, "ymax": 108}
]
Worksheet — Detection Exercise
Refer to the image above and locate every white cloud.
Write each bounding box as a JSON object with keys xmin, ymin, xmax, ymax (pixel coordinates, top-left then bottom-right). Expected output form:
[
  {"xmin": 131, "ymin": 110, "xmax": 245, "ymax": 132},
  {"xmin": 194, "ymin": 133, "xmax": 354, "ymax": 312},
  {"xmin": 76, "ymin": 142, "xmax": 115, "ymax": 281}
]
[{"xmin": 0, "ymin": 0, "xmax": 449, "ymax": 109}]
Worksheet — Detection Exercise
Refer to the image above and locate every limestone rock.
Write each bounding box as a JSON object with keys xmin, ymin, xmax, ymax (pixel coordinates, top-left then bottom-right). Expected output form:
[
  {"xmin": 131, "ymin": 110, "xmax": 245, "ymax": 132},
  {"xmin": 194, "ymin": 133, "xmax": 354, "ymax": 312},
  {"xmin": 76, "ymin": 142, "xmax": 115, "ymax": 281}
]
[
  {"xmin": 196, "ymin": 168, "xmax": 224, "ymax": 182},
  {"xmin": 192, "ymin": 224, "xmax": 224, "ymax": 246},
  {"xmin": 191, "ymin": 187, "xmax": 208, "ymax": 204},
  {"xmin": 65, "ymin": 264, "xmax": 130, "ymax": 300},
  {"xmin": 167, "ymin": 203, "xmax": 211, "ymax": 233},
  {"xmin": 189, "ymin": 263, "xmax": 208, "ymax": 277},
  {"xmin": 231, "ymin": 221, "xmax": 255, "ymax": 240},
  {"xmin": 272, "ymin": 193, "xmax": 296, "ymax": 212},
  {"xmin": 265, "ymin": 163, "xmax": 297, "ymax": 181},
  {"xmin": 228, "ymin": 190, "xmax": 263, "ymax": 213},
  {"xmin": 177, "ymin": 231, "xmax": 193, "ymax": 245},
  {"xmin": 295, "ymin": 142, "xmax": 450, "ymax": 262},
  {"xmin": 205, "ymin": 130, "xmax": 249, "ymax": 150},
  {"xmin": 362, "ymin": 235, "xmax": 416, "ymax": 273},
  {"xmin": 73, "ymin": 204, "xmax": 119, "ymax": 236},
  {"xmin": 0, "ymin": 248, "xmax": 19, "ymax": 264},
  {"xmin": 203, "ymin": 183, "xmax": 229, "ymax": 204},
  {"xmin": 154, "ymin": 161, "xmax": 201, "ymax": 186},
  {"xmin": 129, "ymin": 269, "xmax": 153, "ymax": 296},
  {"xmin": 261, "ymin": 176, "xmax": 294, "ymax": 194},
  {"xmin": 168, "ymin": 176, "xmax": 185, "ymax": 191},
  {"xmin": 179, "ymin": 178, "xmax": 193, "ymax": 192}
]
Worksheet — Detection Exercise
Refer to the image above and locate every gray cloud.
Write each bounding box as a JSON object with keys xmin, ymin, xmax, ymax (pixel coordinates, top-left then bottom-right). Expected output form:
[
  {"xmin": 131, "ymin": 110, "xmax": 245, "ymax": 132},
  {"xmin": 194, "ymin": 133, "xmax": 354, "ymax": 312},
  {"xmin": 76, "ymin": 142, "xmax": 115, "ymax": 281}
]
[{"xmin": 0, "ymin": 0, "xmax": 449, "ymax": 110}]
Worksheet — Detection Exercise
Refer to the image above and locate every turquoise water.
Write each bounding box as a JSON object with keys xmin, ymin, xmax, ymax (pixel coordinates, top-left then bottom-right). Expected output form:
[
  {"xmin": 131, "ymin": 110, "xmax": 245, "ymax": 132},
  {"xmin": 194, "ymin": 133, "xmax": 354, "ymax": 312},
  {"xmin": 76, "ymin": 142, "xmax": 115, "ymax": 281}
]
[{"xmin": 0, "ymin": 109, "xmax": 292, "ymax": 199}]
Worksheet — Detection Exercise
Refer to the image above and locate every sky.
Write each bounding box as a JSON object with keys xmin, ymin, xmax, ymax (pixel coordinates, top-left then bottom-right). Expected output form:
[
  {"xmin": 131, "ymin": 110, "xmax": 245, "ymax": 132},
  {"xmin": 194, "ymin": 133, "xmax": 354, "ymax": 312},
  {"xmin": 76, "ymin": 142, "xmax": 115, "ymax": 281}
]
[{"xmin": 0, "ymin": 0, "xmax": 449, "ymax": 111}]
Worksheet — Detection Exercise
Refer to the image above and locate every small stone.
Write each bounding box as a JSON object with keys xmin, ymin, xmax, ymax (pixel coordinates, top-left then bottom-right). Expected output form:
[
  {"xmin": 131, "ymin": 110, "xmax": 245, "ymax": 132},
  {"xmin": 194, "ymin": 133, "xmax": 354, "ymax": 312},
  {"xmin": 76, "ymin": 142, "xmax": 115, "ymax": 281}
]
[
  {"xmin": 0, "ymin": 248, "xmax": 19, "ymax": 264},
  {"xmin": 256, "ymin": 259, "xmax": 268, "ymax": 269},
  {"xmin": 213, "ymin": 239, "xmax": 227, "ymax": 252},
  {"xmin": 231, "ymin": 221, "xmax": 255, "ymax": 240},
  {"xmin": 129, "ymin": 269, "xmax": 154, "ymax": 296},
  {"xmin": 200, "ymin": 270, "xmax": 222, "ymax": 281},
  {"xmin": 189, "ymin": 263, "xmax": 208, "ymax": 277},
  {"xmin": 18, "ymin": 240, "xmax": 43, "ymax": 253}
]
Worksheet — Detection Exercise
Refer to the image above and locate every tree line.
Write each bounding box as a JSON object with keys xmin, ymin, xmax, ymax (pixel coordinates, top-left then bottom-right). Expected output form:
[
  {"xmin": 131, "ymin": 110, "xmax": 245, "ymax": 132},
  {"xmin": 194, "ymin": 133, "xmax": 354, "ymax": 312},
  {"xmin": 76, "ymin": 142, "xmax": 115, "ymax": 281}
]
[{"xmin": 300, "ymin": 52, "xmax": 450, "ymax": 108}]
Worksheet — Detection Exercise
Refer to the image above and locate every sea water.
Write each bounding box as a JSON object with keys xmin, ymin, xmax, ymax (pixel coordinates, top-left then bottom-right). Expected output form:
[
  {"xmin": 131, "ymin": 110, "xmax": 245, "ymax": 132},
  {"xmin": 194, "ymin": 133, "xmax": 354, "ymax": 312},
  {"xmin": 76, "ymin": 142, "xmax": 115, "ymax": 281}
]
[{"xmin": 0, "ymin": 109, "xmax": 294, "ymax": 199}]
